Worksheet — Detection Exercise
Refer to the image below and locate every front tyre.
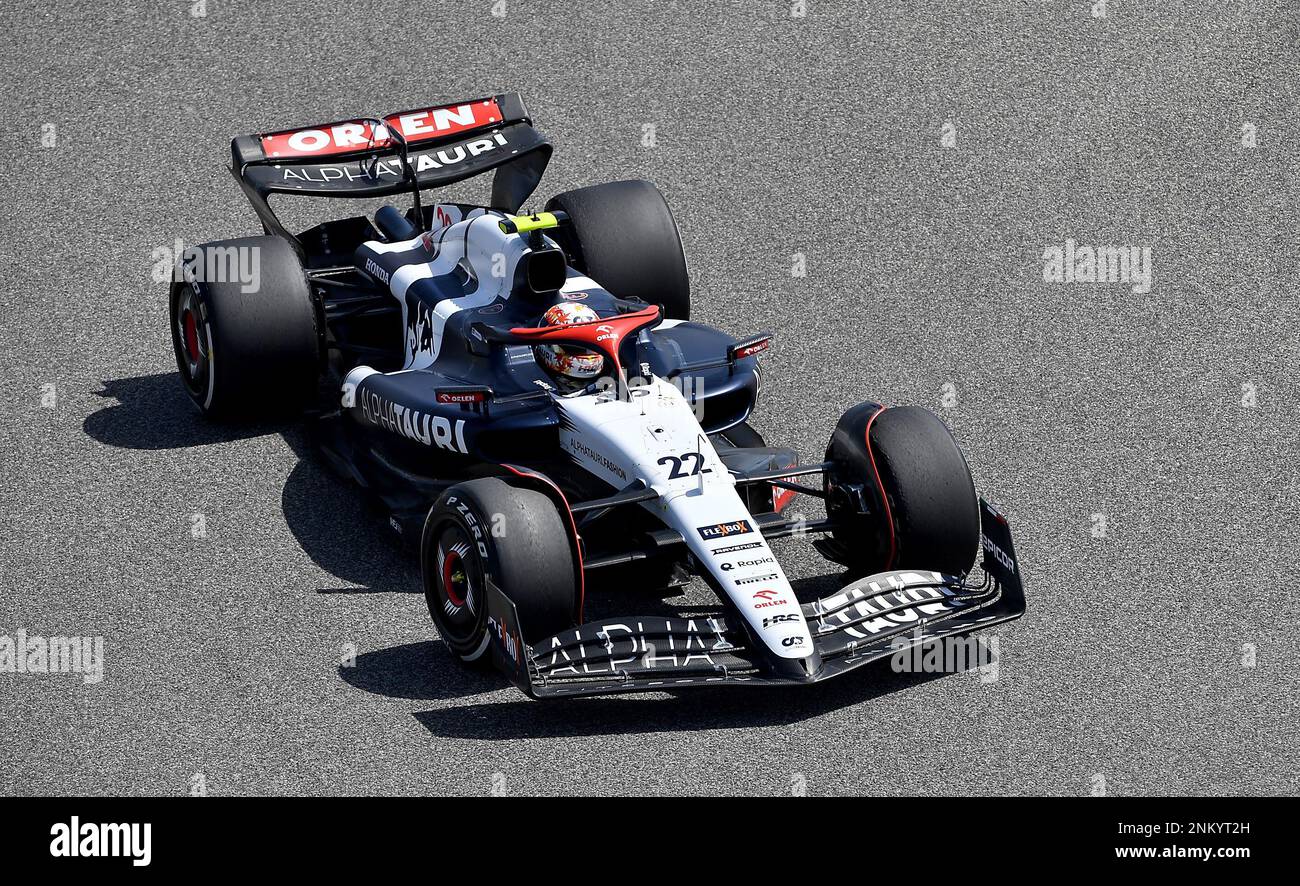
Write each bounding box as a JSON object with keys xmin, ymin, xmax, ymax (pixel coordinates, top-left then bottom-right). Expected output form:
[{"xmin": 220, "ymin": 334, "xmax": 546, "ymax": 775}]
[
  {"xmin": 169, "ymin": 235, "xmax": 320, "ymax": 420},
  {"xmin": 421, "ymin": 477, "xmax": 577, "ymax": 665},
  {"xmin": 825, "ymin": 404, "xmax": 980, "ymax": 577}
]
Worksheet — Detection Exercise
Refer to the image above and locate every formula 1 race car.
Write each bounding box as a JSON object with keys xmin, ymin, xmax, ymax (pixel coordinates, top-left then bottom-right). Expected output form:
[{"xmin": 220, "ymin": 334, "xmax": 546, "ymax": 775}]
[{"xmin": 170, "ymin": 93, "xmax": 1025, "ymax": 698}]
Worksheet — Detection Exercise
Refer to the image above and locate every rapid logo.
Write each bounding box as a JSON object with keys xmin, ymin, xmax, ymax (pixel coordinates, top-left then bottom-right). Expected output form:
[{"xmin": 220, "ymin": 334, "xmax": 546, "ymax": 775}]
[
  {"xmin": 721, "ymin": 556, "xmax": 774, "ymax": 572},
  {"xmin": 360, "ymin": 389, "xmax": 467, "ymax": 452},
  {"xmin": 696, "ymin": 519, "xmax": 753, "ymax": 541}
]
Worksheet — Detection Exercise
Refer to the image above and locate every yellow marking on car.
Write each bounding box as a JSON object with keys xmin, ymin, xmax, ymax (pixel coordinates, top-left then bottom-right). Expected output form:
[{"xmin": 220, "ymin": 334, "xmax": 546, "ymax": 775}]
[{"xmin": 500, "ymin": 211, "xmax": 560, "ymax": 234}]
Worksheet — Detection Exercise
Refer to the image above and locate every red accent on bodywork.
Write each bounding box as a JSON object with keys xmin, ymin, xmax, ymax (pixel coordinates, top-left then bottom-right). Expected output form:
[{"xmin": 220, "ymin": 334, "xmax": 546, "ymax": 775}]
[
  {"xmin": 772, "ymin": 483, "xmax": 798, "ymax": 513},
  {"xmin": 499, "ymin": 464, "xmax": 586, "ymax": 624},
  {"xmin": 259, "ymin": 98, "xmax": 504, "ymax": 159},
  {"xmin": 863, "ymin": 406, "xmax": 897, "ymax": 571},
  {"xmin": 436, "ymin": 390, "xmax": 489, "ymax": 404},
  {"xmin": 509, "ymin": 305, "xmax": 661, "ymax": 378}
]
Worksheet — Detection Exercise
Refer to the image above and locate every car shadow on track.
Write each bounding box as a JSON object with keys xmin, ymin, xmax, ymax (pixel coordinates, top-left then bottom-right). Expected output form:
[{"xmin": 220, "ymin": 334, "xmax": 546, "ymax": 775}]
[
  {"xmin": 338, "ymin": 641, "xmax": 502, "ymax": 701},
  {"xmin": 409, "ymin": 660, "xmax": 951, "ymax": 739},
  {"xmin": 83, "ymin": 373, "xmax": 284, "ymax": 450},
  {"xmin": 338, "ymin": 582, "xmax": 725, "ymax": 704},
  {"xmin": 280, "ymin": 458, "xmax": 421, "ymax": 594},
  {"xmin": 84, "ymin": 371, "xmax": 418, "ymax": 595},
  {"xmin": 87, "ymin": 373, "xmax": 953, "ymax": 735},
  {"xmin": 397, "ymin": 571, "xmax": 961, "ymax": 737}
]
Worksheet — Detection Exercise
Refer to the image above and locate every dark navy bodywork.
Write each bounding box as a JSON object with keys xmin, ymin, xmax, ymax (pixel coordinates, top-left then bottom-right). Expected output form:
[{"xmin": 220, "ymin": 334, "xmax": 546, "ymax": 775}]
[{"xmin": 312, "ymin": 245, "xmax": 767, "ymax": 555}]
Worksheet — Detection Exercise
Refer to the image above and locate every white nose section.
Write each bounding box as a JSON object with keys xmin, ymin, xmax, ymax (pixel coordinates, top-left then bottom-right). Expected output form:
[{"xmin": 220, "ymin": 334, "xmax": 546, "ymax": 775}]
[{"xmin": 554, "ymin": 379, "xmax": 814, "ymax": 660}]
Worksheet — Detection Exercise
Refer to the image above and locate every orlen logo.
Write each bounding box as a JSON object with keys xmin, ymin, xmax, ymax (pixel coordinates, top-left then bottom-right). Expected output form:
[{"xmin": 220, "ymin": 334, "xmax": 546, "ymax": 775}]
[
  {"xmin": 436, "ymin": 391, "xmax": 489, "ymax": 405},
  {"xmin": 752, "ymin": 589, "xmax": 789, "ymax": 609},
  {"xmin": 261, "ymin": 99, "xmax": 503, "ymax": 159},
  {"xmin": 595, "ymin": 324, "xmax": 617, "ymax": 342}
]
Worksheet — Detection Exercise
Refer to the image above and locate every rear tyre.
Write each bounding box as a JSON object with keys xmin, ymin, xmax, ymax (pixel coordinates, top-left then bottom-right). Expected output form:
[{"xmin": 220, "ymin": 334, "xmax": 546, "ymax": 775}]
[
  {"xmin": 545, "ymin": 180, "xmax": 691, "ymax": 319},
  {"xmin": 825, "ymin": 405, "xmax": 979, "ymax": 577},
  {"xmin": 421, "ymin": 477, "xmax": 577, "ymax": 666},
  {"xmin": 169, "ymin": 235, "xmax": 320, "ymax": 420}
]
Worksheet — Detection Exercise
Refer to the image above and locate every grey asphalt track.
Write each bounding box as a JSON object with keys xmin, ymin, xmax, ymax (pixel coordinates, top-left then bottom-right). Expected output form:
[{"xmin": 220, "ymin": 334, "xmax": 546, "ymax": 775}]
[{"xmin": 2, "ymin": 1, "xmax": 1298, "ymax": 796}]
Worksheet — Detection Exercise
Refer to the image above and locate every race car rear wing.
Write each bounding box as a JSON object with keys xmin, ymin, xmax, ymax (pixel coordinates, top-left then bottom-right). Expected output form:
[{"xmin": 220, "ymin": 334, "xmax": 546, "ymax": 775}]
[{"xmin": 229, "ymin": 92, "xmax": 552, "ymax": 242}]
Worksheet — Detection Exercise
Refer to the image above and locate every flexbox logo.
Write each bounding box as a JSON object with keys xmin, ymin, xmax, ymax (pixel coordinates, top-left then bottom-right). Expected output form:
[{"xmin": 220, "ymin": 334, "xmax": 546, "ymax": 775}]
[
  {"xmin": 50, "ymin": 817, "xmax": 151, "ymax": 867},
  {"xmin": 1042, "ymin": 239, "xmax": 1152, "ymax": 294}
]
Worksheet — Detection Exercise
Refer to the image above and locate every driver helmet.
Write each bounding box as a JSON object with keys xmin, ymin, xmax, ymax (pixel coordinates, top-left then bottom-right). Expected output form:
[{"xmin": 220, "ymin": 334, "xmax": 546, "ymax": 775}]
[{"xmin": 534, "ymin": 302, "xmax": 606, "ymax": 392}]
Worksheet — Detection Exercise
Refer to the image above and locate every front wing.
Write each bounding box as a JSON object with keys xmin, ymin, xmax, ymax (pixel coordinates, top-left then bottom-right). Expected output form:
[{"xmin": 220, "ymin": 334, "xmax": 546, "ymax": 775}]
[{"xmin": 486, "ymin": 498, "xmax": 1026, "ymax": 699}]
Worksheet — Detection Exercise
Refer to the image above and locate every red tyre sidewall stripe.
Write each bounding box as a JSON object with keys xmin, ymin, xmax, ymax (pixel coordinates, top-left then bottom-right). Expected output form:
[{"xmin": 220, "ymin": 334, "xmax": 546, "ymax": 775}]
[{"xmin": 863, "ymin": 406, "xmax": 896, "ymax": 571}]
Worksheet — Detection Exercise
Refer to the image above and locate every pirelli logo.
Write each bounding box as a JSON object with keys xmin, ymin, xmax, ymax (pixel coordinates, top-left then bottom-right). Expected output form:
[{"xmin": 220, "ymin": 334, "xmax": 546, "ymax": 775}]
[{"xmin": 711, "ymin": 541, "xmax": 763, "ymax": 556}]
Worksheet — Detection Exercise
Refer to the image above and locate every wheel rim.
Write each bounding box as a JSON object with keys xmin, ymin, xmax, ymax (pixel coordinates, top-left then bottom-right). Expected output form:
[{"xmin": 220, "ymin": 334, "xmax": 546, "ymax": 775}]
[
  {"xmin": 173, "ymin": 285, "xmax": 211, "ymax": 400},
  {"xmin": 433, "ymin": 526, "xmax": 482, "ymax": 640}
]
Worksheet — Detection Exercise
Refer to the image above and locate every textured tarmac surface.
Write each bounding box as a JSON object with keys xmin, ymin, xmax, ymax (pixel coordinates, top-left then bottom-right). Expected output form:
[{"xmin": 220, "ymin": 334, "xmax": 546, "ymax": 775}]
[{"xmin": 1, "ymin": 1, "xmax": 1297, "ymax": 795}]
